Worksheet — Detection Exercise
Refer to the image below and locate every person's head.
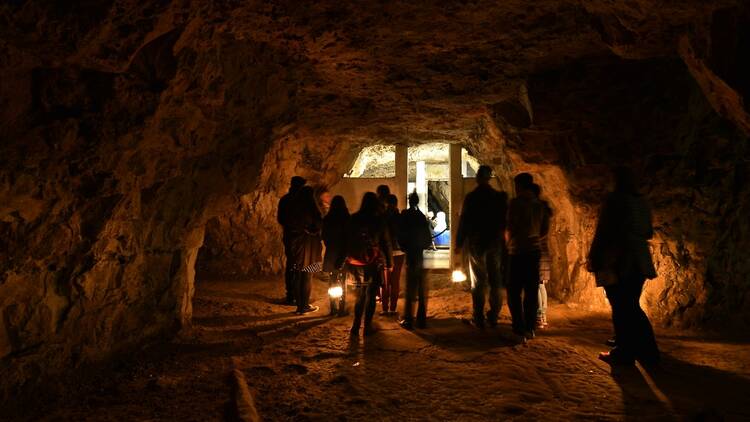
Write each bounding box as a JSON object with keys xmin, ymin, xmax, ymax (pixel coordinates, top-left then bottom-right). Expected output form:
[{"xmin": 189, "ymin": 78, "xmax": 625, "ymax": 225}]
[
  {"xmin": 613, "ymin": 166, "xmax": 638, "ymax": 194},
  {"xmin": 408, "ymin": 191, "xmax": 420, "ymax": 208},
  {"xmin": 514, "ymin": 172, "xmax": 534, "ymax": 194},
  {"xmin": 476, "ymin": 165, "xmax": 493, "ymax": 185},
  {"xmin": 289, "ymin": 176, "xmax": 306, "ymax": 193},
  {"xmin": 529, "ymin": 183, "xmax": 541, "ymax": 198},
  {"xmin": 329, "ymin": 195, "xmax": 349, "ymax": 217},
  {"xmin": 315, "ymin": 185, "xmax": 332, "ymax": 210},
  {"xmin": 386, "ymin": 194, "xmax": 398, "ymax": 210},
  {"xmin": 376, "ymin": 184, "xmax": 391, "ymax": 200},
  {"xmin": 359, "ymin": 192, "xmax": 380, "ymax": 215}
]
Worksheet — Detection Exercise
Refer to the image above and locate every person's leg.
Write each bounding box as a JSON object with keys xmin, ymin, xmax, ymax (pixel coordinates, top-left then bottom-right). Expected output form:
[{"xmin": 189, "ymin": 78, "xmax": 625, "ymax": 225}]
[
  {"xmin": 364, "ymin": 267, "xmax": 381, "ymax": 333},
  {"xmin": 296, "ymin": 271, "xmax": 312, "ymax": 312},
  {"xmin": 284, "ymin": 240, "xmax": 295, "ymax": 303},
  {"xmin": 506, "ymin": 254, "xmax": 524, "ymax": 334},
  {"xmin": 469, "ymin": 249, "xmax": 488, "ymax": 326},
  {"xmin": 389, "ymin": 254, "xmax": 405, "ymax": 312},
  {"xmin": 522, "ymin": 252, "xmax": 541, "ymax": 334},
  {"xmin": 628, "ymin": 278, "xmax": 659, "ymax": 363},
  {"xmin": 403, "ymin": 255, "xmax": 417, "ymax": 325},
  {"xmin": 416, "ymin": 256, "xmax": 428, "ymax": 327},
  {"xmin": 604, "ymin": 283, "xmax": 634, "ymax": 362},
  {"xmin": 380, "ymin": 269, "xmax": 390, "ymax": 313},
  {"xmin": 350, "ymin": 267, "xmax": 366, "ymax": 332},
  {"xmin": 486, "ymin": 248, "xmax": 502, "ymax": 326},
  {"xmin": 537, "ymin": 282, "xmax": 548, "ymax": 326}
]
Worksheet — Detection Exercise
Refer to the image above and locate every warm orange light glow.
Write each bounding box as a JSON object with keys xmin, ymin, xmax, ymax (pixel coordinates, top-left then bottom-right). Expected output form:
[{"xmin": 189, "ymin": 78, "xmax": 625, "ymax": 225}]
[{"xmin": 452, "ymin": 270, "xmax": 467, "ymax": 283}]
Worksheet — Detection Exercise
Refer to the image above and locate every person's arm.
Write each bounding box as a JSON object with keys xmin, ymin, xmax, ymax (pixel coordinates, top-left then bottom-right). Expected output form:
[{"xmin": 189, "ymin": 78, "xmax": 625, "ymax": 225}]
[{"xmin": 277, "ymin": 197, "xmax": 286, "ymax": 226}]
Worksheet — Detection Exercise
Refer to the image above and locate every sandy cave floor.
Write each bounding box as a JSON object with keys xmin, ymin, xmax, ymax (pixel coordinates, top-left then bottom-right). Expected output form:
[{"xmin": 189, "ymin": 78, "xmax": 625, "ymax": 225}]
[{"xmin": 38, "ymin": 273, "xmax": 750, "ymax": 421}]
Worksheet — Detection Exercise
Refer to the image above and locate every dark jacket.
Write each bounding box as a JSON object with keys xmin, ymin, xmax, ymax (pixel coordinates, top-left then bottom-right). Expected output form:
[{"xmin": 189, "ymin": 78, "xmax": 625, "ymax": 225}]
[
  {"xmin": 588, "ymin": 192, "xmax": 656, "ymax": 280},
  {"xmin": 277, "ymin": 188, "xmax": 299, "ymax": 243},
  {"xmin": 455, "ymin": 184, "xmax": 508, "ymax": 252},
  {"xmin": 345, "ymin": 211, "xmax": 393, "ymax": 268},
  {"xmin": 507, "ymin": 193, "xmax": 549, "ymax": 255},
  {"xmin": 384, "ymin": 207, "xmax": 401, "ymax": 251},
  {"xmin": 399, "ymin": 207, "xmax": 432, "ymax": 256},
  {"xmin": 322, "ymin": 211, "xmax": 349, "ymax": 272},
  {"xmin": 286, "ymin": 194, "xmax": 323, "ymax": 269}
]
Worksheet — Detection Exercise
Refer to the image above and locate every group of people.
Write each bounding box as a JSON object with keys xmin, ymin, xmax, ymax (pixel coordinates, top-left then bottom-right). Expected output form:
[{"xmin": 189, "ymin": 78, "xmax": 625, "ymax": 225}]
[
  {"xmin": 277, "ymin": 163, "xmax": 660, "ymax": 365},
  {"xmin": 277, "ymin": 178, "xmax": 431, "ymax": 335}
]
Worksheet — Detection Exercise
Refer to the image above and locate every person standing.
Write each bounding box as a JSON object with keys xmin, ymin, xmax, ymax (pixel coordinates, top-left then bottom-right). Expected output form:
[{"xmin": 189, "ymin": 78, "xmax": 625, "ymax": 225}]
[
  {"xmin": 398, "ymin": 192, "xmax": 433, "ymax": 330},
  {"xmin": 455, "ymin": 165, "xmax": 508, "ymax": 329},
  {"xmin": 530, "ymin": 183, "xmax": 553, "ymax": 329},
  {"xmin": 277, "ymin": 176, "xmax": 306, "ymax": 305},
  {"xmin": 323, "ymin": 195, "xmax": 350, "ymax": 316},
  {"xmin": 345, "ymin": 192, "xmax": 393, "ymax": 336},
  {"xmin": 381, "ymin": 194, "xmax": 405, "ymax": 316},
  {"xmin": 287, "ymin": 186, "xmax": 323, "ymax": 314},
  {"xmin": 588, "ymin": 166, "xmax": 659, "ymax": 366},
  {"xmin": 506, "ymin": 173, "xmax": 549, "ymax": 340}
]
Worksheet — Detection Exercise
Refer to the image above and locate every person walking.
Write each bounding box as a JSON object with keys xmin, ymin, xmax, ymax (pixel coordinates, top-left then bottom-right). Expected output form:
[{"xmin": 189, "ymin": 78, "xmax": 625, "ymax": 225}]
[
  {"xmin": 506, "ymin": 173, "xmax": 549, "ymax": 340},
  {"xmin": 530, "ymin": 183, "xmax": 553, "ymax": 329},
  {"xmin": 323, "ymin": 195, "xmax": 350, "ymax": 316},
  {"xmin": 588, "ymin": 166, "xmax": 659, "ymax": 366},
  {"xmin": 381, "ymin": 194, "xmax": 405, "ymax": 316},
  {"xmin": 345, "ymin": 192, "xmax": 393, "ymax": 336},
  {"xmin": 398, "ymin": 192, "xmax": 433, "ymax": 330},
  {"xmin": 455, "ymin": 165, "xmax": 508, "ymax": 329},
  {"xmin": 287, "ymin": 186, "xmax": 323, "ymax": 314},
  {"xmin": 277, "ymin": 176, "xmax": 306, "ymax": 305}
]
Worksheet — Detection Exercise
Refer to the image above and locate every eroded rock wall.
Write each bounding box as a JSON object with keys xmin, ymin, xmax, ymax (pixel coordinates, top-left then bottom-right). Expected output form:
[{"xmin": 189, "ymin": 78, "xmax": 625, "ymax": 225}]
[{"xmin": 0, "ymin": 1, "xmax": 301, "ymax": 401}]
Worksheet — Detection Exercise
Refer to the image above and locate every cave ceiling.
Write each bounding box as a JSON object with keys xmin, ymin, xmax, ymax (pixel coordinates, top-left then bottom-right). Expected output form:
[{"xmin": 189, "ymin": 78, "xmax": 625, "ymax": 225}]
[{"xmin": 1, "ymin": 0, "xmax": 736, "ymax": 145}]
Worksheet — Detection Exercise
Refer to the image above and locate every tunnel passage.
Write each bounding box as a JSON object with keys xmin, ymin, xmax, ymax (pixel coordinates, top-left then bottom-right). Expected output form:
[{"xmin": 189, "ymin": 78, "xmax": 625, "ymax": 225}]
[{"xmin": 1, "ymin": 0, "xmax": 750, "ymax": 413}]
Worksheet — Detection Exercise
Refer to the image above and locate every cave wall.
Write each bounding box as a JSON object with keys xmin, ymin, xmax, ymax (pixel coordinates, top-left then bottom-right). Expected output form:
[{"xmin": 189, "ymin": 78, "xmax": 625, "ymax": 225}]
[
  {"xmin": 1, "ymin": 0, "xmax": 749, "ymax": 407},
  {"xmin": 0, "ymin": 1, "xmax": 303, "ymax": 400}
]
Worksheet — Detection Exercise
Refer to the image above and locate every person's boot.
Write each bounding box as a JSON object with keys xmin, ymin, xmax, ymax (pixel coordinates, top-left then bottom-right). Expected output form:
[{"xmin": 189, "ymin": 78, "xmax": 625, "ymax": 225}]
[
  {"xmin": 399, "ymin": 319, "xmax": 414, "ymax": 330},
  {"xmin": 486, "ymin": 312, "xmax": 498, "ymax": 328}
]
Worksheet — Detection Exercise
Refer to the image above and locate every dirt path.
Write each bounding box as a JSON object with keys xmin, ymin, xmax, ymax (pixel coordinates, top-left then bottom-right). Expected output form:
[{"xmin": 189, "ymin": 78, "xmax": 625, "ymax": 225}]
[{"xmin": 40, "ymin": 275, "xmax": 750, "ymax": 421}]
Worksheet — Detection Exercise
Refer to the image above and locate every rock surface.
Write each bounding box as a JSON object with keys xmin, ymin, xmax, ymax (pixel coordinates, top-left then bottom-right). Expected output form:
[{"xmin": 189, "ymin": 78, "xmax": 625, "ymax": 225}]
[{"xmin": 0, "ymin": 0, "xmax": 749, "ymax": 403}]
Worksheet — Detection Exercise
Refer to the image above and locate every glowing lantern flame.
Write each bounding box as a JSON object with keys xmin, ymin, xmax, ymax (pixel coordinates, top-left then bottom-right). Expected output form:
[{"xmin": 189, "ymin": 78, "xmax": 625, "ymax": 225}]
[
  {"xmin": 328, "ymin": 286, "xmax": 343, "ymax": 298},
  {"xmin": 452, "ymin": 270, "xmax": 467, "ymax": 283}
]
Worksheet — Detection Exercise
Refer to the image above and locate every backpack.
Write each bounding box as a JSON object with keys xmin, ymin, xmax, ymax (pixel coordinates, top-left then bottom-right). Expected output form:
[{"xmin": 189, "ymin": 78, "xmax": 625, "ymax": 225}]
[{"xmin": 346, "ymin": 218, "xmax": 381, "ymax": 266}]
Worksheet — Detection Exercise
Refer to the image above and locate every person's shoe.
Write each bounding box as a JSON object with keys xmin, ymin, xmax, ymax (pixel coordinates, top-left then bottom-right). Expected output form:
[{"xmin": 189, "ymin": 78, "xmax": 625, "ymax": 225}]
[
  {"xmin": 399, "ymin": 319, "xmax": 414, "ymax": 330},
  {"xmin": 524, "ymin": 330, "xmax": 536, "ymax": 340},
  {"xmin": 599, "ymin": 350, "xmax": 634, "ymax": 365},
  {"xmin": 605, "ymin": 337, "xmax": 617, "ymax": 347},
  {"xmin": 486, "ymin": 312, "xmax": 498, "ymax": 328},
  {"xmin": 284, "ymin": 297, "xmax": 296, "ymax": 306},
  {"xmin": 337, "ymin": 309, "xmax": 349, "ymax": 317},
  {"xmin": 296, "ymin": 305, "xmax": 319, "ymax": 314},
  {"xmin": 471, "ymin": 317, "xmax": 485, "ymax": 329},
  {"xmin": 379, "ymin": 310, "xmax": 389, "ymax": 316}
]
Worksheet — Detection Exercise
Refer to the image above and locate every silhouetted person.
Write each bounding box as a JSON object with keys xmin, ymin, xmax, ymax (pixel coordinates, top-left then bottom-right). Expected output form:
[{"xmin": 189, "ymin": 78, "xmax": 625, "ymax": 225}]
[
  {"xmin": 507, "ymin": 173, "xmax": 549, "ymax": 339},
  {"xmin": 345, "ymin": 192, "xmax": 393, "ymax": 336},
  {"xmin": 455, "ymin": 165, "xmax": 508, "ymax": 328},
  {"xmin": 277, "ymin": 176, "xmax": 306, "ymax": 305},
  {"xmin": 398, "ymin": 192, "xmax": 433, "ymax": 330},
  {"xmin": 381, "ymin": 193, "xmax": 405, "ymax": 315},
  {"xmin": 376, "ymin": 184, "xmax": 391, "ymax": 214},
  {"xmin": 530, "ymin": 183, "xmax": 553, "ymax": 329},
  {"xmin": 588, "ymin": 166, "xmax": 659, "ymax": 365},
  {"xmin": 287, "ymin": 186, "xmax": 323, "ymax": 314},
  {"xmin": 323, "ymin": 195, "xmax": 350, "ymax": 316}
]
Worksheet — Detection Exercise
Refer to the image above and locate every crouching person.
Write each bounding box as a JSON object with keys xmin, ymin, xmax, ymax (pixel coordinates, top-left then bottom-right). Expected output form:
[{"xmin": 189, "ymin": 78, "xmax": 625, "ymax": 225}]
[
  {"xmin": 345, "ymin": 192, "xmax": 393, "ymax": 336},
  {"xmin": 398, "ymin": 192, "xmax": 433, "ymax": 330}
]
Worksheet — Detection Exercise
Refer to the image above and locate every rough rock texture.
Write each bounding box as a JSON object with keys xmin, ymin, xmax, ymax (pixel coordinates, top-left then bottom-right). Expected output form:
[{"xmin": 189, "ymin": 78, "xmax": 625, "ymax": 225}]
[{"xmin": 1, "ymin": 0, "xmax": 748, "ymax": 404}]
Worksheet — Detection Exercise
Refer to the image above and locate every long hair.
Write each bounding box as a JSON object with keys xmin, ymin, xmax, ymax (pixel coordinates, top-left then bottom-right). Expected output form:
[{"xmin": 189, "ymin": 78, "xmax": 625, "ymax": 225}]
[
  {"xmin": 327, "ymin": 195, "xmax": 349, "ymax": 220},
  {"xmin": 359, "ymin": 192, "xmax": 380, "ymax": 215}
]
